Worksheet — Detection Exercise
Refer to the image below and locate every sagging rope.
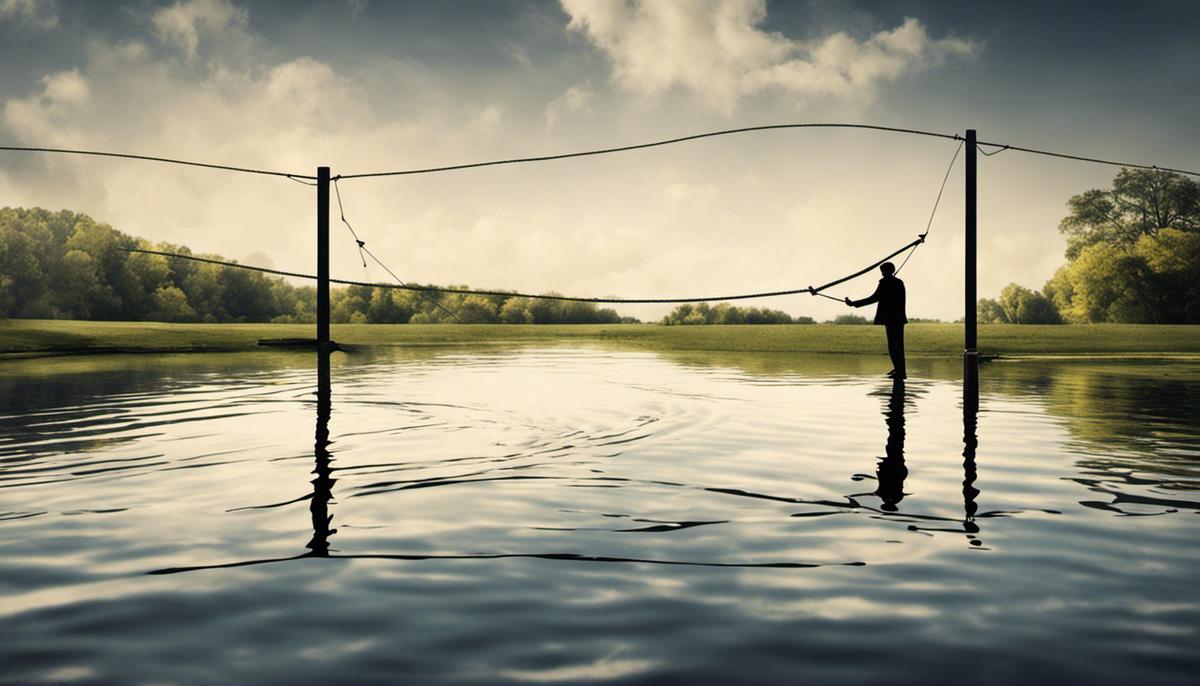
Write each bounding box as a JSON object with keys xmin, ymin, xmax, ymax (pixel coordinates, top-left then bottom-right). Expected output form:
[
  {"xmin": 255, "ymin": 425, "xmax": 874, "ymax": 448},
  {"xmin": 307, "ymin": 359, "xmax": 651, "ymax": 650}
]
[
  {"xmin": 0, "ymin": 145, "xmax": 316, "ymax": 180},
  {"xmin": 896, "ymin": 140, "xmax": 963, "ymax": 274},
  {"xmin": 335, "ymin": 124, "xmax": 960, "ymax": 179},
  {"xmin": 122, "ymin": 235, "xmax": 924, "ymax": 305},
  {"xmin": 7, "ymin": 124, "xmax": 1197, "ymax": 181},
  {"xmin": 310, "ymin": 135, "xmax": 961, "ymax": 306},
  {"xmin": 333, "ymin": 177, "xmax": 465, "ymax": 322}
]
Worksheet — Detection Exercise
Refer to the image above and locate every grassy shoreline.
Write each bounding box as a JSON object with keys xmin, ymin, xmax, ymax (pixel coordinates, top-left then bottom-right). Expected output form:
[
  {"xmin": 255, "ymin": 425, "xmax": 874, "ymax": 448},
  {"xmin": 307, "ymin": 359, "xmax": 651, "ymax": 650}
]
[{"xmin": 3, "ymin": 319, "xmax": 1200, "ymax": 360}]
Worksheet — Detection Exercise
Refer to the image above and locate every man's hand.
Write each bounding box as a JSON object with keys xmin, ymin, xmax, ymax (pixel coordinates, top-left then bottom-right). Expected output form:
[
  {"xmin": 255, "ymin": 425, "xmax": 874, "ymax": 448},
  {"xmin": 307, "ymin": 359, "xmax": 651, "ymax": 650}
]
[{"xmin": 844, "ymin": 297, "xmax": 853, "ymax": 306}]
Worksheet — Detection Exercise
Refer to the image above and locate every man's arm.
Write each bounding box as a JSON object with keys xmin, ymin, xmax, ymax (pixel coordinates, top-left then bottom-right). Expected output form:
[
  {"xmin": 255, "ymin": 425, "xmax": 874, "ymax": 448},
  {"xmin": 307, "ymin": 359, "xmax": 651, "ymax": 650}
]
[{"xmin": 846, "ymin": 285, "xmax": 882, "ymax": 308}]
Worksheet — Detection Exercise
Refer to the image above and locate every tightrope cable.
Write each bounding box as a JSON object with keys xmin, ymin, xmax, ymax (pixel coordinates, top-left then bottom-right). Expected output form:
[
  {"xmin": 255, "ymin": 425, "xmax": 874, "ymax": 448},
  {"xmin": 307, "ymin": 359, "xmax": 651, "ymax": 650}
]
[
  {"xmin": 334, "ymin": 124, "xmax": 1199, "ymax": 180},
  {"xmin": 122, "ymin": 237, "xmax": 924, "ymax": 304},
  {"xmin": 978, "ymin": 143, "xmax": 1009, "ymax": 157},
  {"xmin": 975, "ymin": 138, "xmax": 1196, "ymax": 176},
  {"xmin": 336, "ymin": 124, "xmax": 961, "ymax": 179},
  {"xmin": 6, "ymin": 125, "xmax": 1197, "ymax": 180},
  {"xmin": 0, "ymin": 145, "xmax": 315, "ymax": 180}
]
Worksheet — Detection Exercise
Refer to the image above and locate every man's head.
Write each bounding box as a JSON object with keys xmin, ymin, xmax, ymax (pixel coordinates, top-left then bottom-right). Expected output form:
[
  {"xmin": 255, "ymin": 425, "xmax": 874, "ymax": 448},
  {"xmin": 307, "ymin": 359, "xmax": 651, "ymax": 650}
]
[{"xmin": 880, "ymin": 262, "xmax": 896, "ymax": 277}]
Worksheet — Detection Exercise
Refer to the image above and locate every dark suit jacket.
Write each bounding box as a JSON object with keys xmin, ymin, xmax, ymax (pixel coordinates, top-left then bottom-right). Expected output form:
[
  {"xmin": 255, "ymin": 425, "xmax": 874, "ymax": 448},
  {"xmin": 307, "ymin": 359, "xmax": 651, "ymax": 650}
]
[{"xmin": 851, "ymin": 275, "xmax": 907, "ymax": 325}]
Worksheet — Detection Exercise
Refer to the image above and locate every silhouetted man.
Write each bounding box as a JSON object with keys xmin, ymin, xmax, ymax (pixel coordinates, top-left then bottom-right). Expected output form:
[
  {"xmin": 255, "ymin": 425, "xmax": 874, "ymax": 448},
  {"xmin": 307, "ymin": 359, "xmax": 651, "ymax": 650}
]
[{"xmin": 845, "ymin": 262, "xmax": 907, "ymax": 379}]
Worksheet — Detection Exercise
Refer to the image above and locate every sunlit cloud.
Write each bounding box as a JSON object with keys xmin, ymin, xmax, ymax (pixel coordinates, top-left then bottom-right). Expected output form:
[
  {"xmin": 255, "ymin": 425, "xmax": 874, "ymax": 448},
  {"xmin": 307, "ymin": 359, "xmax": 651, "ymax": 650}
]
[
  {"xmin": 1, "ymin": 0, "xmax": 1153, "ymax": 321},
  {"xmin": 151, "ymin": 0, "xmax": 249, "ymax": 61},
  {"xmin": 544, "ymin": 83, "xmax": 595, "ymax": 129},
  {"xmin": 561, "ymin": 0, "xmax": 978, "ymax": 114}
]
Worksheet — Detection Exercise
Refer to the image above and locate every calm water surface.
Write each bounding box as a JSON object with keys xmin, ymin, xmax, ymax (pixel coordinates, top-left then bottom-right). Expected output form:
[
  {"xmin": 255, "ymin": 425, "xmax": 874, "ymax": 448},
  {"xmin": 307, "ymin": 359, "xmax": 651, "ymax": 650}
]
[{"xmin": 1, "ymin": 347, "xmax": 1197, "ymax": 685}]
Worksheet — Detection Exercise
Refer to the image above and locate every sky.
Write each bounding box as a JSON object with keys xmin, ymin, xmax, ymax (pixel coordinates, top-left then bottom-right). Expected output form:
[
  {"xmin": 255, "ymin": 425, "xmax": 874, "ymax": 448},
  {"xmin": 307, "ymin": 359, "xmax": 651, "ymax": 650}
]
[{"xmin": 1, "ymin": 0, "xmax": 1197, "ymax": 321}]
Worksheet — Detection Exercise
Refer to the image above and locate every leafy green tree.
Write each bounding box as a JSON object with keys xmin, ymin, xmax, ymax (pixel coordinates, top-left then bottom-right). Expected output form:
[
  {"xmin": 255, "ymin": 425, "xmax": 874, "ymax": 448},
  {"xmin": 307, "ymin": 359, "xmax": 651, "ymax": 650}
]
[
  {"xmin": 1060, "ymin": 168, "xmax": 1199, "ymax": 259},
  {"xmin": 57, "ymin": 249, "xmax": 108, "ymax": 319},
  {"xmin": 0, "ymin": 206, "xmax": 638, "ymax": 324},
  {"xmin": 661, "ymin": 302, "xmax": 799, "ymax": 325},
  {"xmin": 499, "ymin": 298, "xmax": 533, "ymax": 323},
  {"xmin": 151, "ymin": 286, "xmax": 198, "ymax": 322},
  {"xmin": 455, "ymin": 294, "xmax": 500, "ymax": 323},
  {"xmin": 1041, "ymin": 267, "xmax": 1076, "ymax": 321},
  {"xmin": 831, "ymin": 314, "xmax": 869, "ymax": 324},
  {"xmin": 1045, "ymin": 229, "xmax": 1200, "ymax": 323},
  {"xmin": 0, "ymin": 218, "xmax": 46, "ymax": 317},
  {"xmin": 1054, "ymin": 242, "xmax": 1156, "ymax": 323},
  {"xmin": 367, "ymin": 288, "xmax": 413, "ymax": 323},
  {"xmin": 997, "ymin": 283, "xmax": 1062, "ymax": 324},
  {"xmin": 977, "ymin": 298, "xmax": 1008, "ymax": 324},
  {"xmin": 1133, "ymin": 228, "xmax": 1200, "ymax": 323}
]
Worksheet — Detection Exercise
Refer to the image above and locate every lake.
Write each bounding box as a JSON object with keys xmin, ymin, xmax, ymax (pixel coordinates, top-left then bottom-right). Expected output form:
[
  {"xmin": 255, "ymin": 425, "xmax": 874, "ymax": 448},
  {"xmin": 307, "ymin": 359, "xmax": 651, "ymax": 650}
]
[{"xmin": 1, "ymin": 346, "xmax": 1197, "ymax": 685}]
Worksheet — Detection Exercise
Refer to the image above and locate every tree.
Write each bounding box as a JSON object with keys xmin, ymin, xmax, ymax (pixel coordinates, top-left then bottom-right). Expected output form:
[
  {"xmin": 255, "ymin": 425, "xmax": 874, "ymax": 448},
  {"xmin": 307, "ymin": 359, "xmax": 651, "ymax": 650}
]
[
  {"xmin": 661, "ymin": 302, "xmax": 799, "ymax": 325},
  {"xmin": 1133, "ymin": 228, "xmax": 1200, "ymax": 323},
  {"xmin": 1041, "ymin": 267, "xmax": 1076, "ymax": 321},
  {"xmin": 367, "ymin": 288, "xmax": 412, "ymax": 323},
  {"xmin": 0, "ymin": 206, "xmax": 639, "ymax": 324},
  {"xmin": 151, "ymin": 286, "xmax": 197, "ymax": 322},
  {"xmin": 977, "ymin": 298, "xmax": 1008, "ymax": 324},
  {"xmin": 499, "ymin": 298, "xmax": 533, "ymax": 323},
  {"xmin": 1053, "ymin": 243, "xmax": 1156, "ymax": 323},
  {"xmin": 1060, "ymin": 168, "xmax": 1200, "ymax": 259},
  {"xmin": 455, "ymin": 294, "xmax": 500, "ymax": 323},
  {"xmin": 997, "ymin": 283, "xmax": 1062, "ymax": 324},
  {"xmin": 1045, "ymin": 229, "xmax": 1200, "ymax": 324}
]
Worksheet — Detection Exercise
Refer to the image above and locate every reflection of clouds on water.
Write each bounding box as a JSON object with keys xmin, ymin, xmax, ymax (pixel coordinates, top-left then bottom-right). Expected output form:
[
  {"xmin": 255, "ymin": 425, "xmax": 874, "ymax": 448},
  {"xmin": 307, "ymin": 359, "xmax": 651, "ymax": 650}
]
[
  {"xmin": 2, "ymin": 347, "xmax": 1199, "ymax": 684},
  {"xmin": 2, "ymin": 349, "xmax": 1198, "ymax": 560}
]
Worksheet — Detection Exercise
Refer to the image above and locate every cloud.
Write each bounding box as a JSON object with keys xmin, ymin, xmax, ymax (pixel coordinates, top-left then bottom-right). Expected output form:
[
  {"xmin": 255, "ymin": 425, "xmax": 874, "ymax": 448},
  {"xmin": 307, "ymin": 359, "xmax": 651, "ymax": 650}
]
[
  {"xmin": 0, "ymin": 2, "xmax": 1068, "ymax": 323},
  {"xmin": 561, "ymin": 0, "xmax": 977, "ymax": 113},
  {"xmin": 151, "ymin": 0, "xmax": 248, "ymax": 61},
  {"xmin": 544, "ymin": 83, "xmax": 595, "ymax": 129},
  {"xmin": 0, "ymin": 0, "xmax": 57, "ymax": 29},
  {"xmin": 3, "ymin": 69, "xmax": 89, "ymax": 143},
  {"xmin": 467, "ymin": 104, "xmax": 504, "ymax": 135},
  {"xmin": 347, "ymin": 0, "xmax": 368, "ymax": 21}
]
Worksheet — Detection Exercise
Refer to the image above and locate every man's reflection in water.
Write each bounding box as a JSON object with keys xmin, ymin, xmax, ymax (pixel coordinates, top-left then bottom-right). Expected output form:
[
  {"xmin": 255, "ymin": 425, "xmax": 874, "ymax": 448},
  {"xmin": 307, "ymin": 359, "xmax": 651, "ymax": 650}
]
[
  {"xmin": 308, "ymin": 347, "xmax": 336, "ymax": 556},
  {"xmin": 875, "ymin": 379, "xmax": 908, "ymax": 511}
]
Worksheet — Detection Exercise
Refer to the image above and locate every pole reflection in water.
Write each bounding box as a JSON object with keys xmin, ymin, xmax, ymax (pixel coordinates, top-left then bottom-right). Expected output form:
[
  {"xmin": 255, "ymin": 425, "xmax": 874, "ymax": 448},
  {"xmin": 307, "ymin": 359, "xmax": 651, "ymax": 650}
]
[
  {"xmin": 875, "ymin": 379, "xmax": 908, "ymax": 512},
  {"xmin": 962, "ymin": 357, "xmax": 981, "ymax": 546},
  {"xmin": 308, "ymin": 346, "xmax": 336, "ymax": 557},
  {"xmin": 864, "ymin": 371, "xmax": 984, "ymax": 548}
]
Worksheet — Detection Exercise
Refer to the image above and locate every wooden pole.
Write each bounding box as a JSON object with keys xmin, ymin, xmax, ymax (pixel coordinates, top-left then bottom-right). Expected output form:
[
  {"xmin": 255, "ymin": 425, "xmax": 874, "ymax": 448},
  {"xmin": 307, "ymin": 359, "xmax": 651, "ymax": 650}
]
[
  {"xmin": 964, "ymin": 129, "xmax": 977, "ymax": 357},
  {"xmin": 964, "ymin": 130, "xmax": 980, "ymax": 421},
  {"xmin": 316, "ymin": 166, "xmax": 330, "ymax": 350}
]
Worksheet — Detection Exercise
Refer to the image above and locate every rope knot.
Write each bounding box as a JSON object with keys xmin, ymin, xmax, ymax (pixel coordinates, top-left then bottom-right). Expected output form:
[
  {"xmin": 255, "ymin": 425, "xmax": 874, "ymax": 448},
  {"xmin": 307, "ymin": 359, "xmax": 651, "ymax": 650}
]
[{"xmin": 356, "ymin": 240, "xmax": 365, "ymax": 247}]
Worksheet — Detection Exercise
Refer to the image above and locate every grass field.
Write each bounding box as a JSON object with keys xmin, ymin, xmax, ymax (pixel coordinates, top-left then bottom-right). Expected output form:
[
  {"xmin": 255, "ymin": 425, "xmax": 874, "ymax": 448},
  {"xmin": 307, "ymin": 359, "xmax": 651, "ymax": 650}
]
[{"xmin": 2, "ymin": 319, "xmax": 1199, "ymax": 359}]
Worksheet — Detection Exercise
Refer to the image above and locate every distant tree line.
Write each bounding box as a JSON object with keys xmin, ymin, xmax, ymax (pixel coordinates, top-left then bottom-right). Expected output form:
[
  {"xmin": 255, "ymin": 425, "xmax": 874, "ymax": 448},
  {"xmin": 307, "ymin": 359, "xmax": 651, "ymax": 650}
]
[
  {"xmin": 0, "ymin": 207, "xmax": 634, "ymax": 324},
  {"xmin": 661, "ymin": 302, "xmax": 815, "ymax": 325},
  {"xmin": 978, "ymin": 168, "xmax": 1200, "ymax": 323}
]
